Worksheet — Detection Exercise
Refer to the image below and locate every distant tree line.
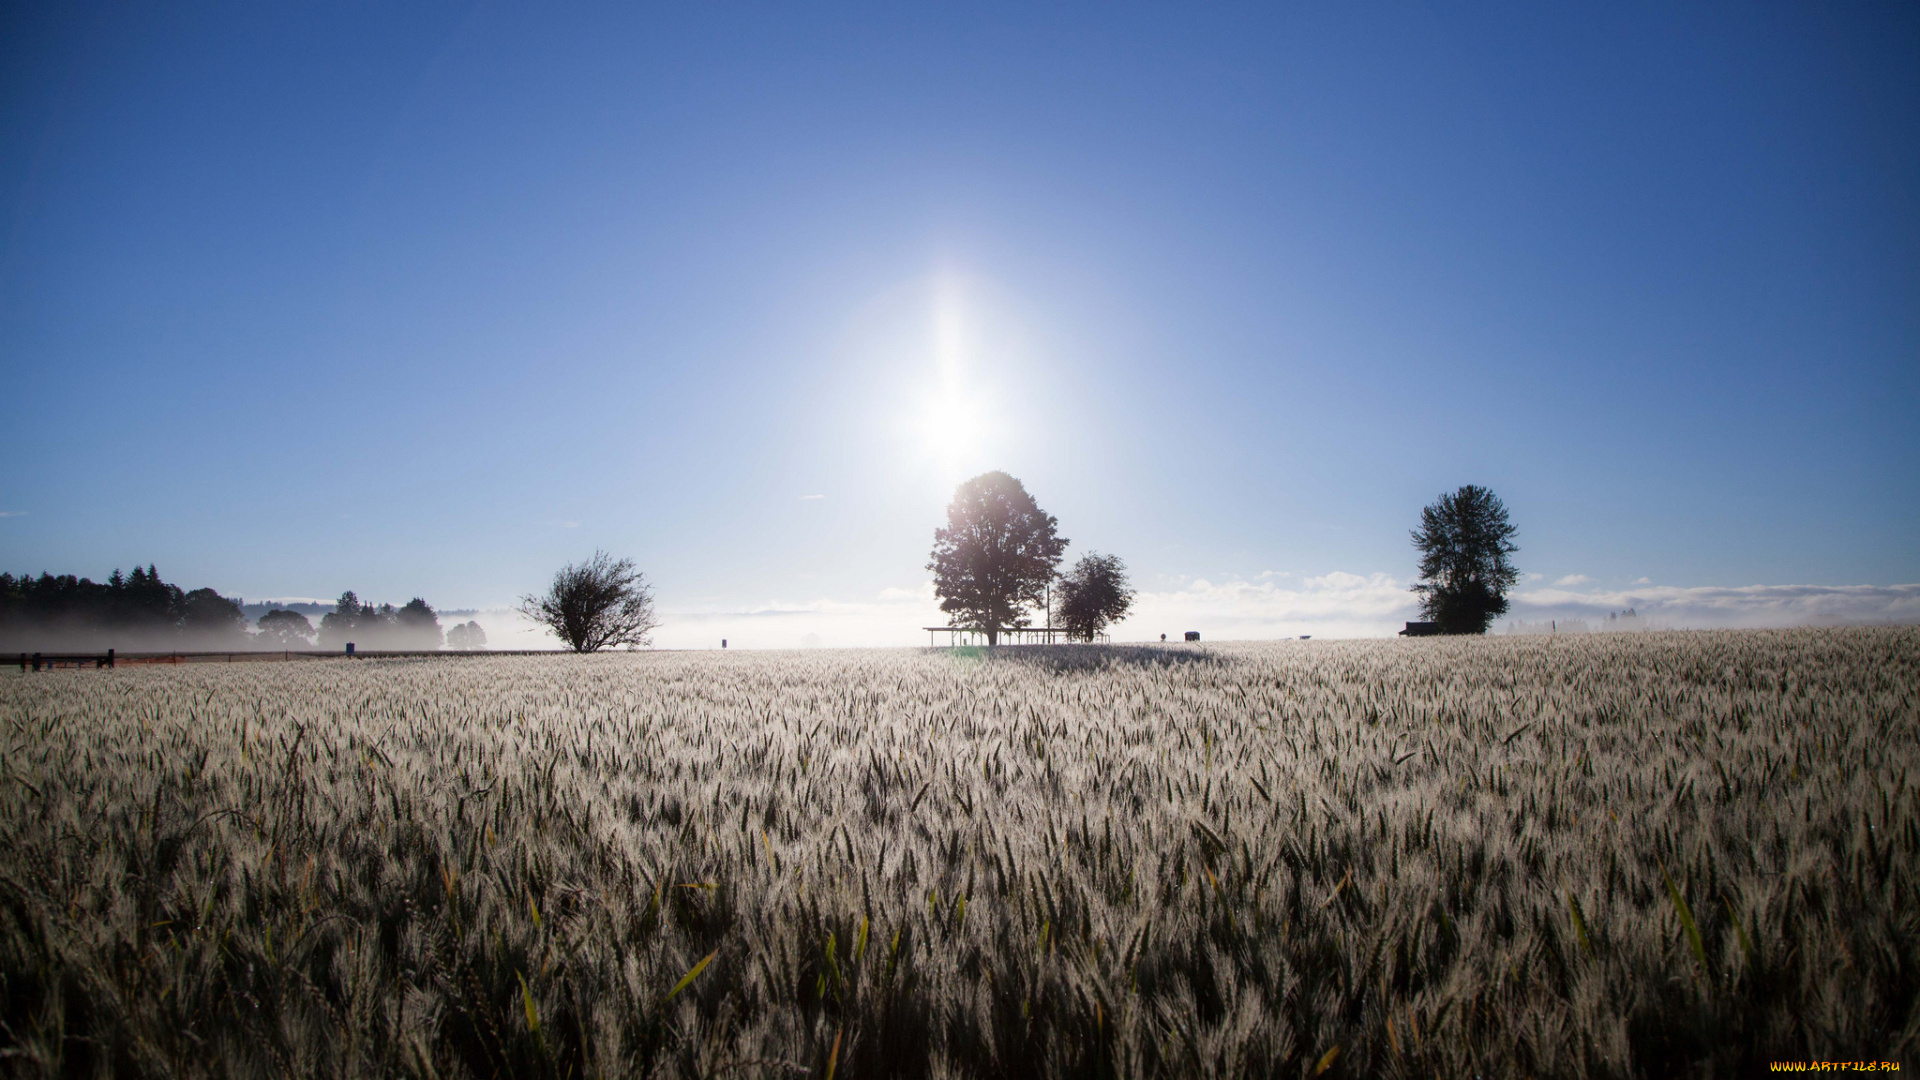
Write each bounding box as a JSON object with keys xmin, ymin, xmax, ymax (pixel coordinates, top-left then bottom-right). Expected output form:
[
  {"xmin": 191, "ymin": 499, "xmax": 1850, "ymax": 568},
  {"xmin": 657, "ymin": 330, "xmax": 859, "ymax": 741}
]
[
  {"xmin": 0, "ymin": 565, "xmax": 477, "ymax": 652},
  {"xmin": 0, "ymin": 565, "xmax": 247, "ymax": 651},
  {"xmin": 317, "ymin": 592, "xmax": 447, "ymax": 651}
]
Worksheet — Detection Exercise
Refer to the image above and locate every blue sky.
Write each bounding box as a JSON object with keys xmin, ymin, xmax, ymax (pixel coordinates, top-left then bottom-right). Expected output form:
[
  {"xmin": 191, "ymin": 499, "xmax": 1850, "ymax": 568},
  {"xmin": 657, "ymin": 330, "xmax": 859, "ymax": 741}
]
[{"xmin": 3, "ymin": 2, "xmax": 1916, "ymax": 645}]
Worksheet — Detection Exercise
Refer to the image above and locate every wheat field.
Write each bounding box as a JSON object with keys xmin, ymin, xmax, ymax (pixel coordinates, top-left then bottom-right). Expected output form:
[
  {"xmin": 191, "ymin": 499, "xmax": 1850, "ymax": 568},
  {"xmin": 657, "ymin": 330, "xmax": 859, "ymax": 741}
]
[{"xmin": 2, "ymin": 628, "xmax": 1916, "ymax": 1078}]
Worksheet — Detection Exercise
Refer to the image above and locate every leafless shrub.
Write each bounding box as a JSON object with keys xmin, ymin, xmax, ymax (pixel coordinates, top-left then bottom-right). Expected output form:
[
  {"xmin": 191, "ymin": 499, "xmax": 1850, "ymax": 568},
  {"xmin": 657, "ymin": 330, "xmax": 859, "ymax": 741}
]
[{"xmin": 518, "ymin": 550, "xmax": 658, "ymax": 652}]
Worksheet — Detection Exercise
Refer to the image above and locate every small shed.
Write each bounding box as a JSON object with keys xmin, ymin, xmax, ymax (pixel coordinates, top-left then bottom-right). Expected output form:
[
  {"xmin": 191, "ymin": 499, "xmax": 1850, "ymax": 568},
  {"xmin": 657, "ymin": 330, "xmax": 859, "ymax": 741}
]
[
  {"xmin": 1399, "ymin": 622, "xmax": 1442, "ymax": 637},
  {"xmin": 1184, "ymin": 631, "xmax": 1200, "ymax": 642}
]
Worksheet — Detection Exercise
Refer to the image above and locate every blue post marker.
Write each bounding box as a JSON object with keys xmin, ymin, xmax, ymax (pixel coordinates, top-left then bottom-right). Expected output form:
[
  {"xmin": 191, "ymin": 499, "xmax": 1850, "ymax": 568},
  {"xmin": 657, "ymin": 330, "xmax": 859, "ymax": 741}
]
[{"xmin": 346, "ymin": 642, "xmax": 355, "ymax": 657}]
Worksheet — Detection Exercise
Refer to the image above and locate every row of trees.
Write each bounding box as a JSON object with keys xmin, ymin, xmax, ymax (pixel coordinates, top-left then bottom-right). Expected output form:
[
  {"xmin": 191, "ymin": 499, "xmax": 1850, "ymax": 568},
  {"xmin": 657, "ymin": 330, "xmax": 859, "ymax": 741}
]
[
  {"xmin": 261, "ymin": 594, "xmax": 489, "ymax": 651},
  {"xmin": 0, "ymin": 566, "xmax": 248, "ymax": 650},
  {"xmin": 317, "ymin": 593, "xmax": 445, "ymax": 651}
]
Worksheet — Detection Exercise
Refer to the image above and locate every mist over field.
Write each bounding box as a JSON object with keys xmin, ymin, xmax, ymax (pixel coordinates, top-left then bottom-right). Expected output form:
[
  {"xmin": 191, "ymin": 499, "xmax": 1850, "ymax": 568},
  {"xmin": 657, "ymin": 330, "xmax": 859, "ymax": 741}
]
[
  {"xmin": 574, "ymin": 580, "xmax": 1920, "ymax": 652},
  {"xmin": 6, "ymin": 571, "xmax": 1914, "ymax": 655}
]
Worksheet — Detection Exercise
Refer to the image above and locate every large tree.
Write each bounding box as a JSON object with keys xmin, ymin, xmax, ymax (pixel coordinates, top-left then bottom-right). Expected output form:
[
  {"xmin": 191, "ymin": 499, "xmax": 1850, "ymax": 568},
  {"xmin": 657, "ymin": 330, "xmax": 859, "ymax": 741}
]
[
  {"xmin": 519, "ymin": 551, "xmax": 659, "ymax": 652},
  {"xmin": 1054, "ymin": 552, "xmax": 1135, "ymax": 642},
  {"xmin": 1410, "ymin": 484, "xmax": 1521, "ymax": 634},
  {"xmin": 928, "ymin": 471, "xmax": 1068, "ymax": 645}
]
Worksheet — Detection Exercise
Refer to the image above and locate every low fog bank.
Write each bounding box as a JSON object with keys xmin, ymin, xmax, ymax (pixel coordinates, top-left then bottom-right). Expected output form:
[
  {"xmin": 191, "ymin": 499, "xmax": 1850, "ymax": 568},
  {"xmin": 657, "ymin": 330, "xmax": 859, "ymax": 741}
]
[
  {"xmin": 1087, "ymin": 575, "xmax": 1920, "ymax": 641},
  {"xmin": 562, "ymin": 579, "xmax": 1920, "ymax": 651},
  {"xmin": 1, "ymin": 623, "xmax": 274, "ymax": 655},
  {"xmin": 13, "ymin": 574, "xmax": 1912, "ymax": 655},
  {"xmin": 1502, "ymin": 581, "xmax": 1920, "ymax": 634}
]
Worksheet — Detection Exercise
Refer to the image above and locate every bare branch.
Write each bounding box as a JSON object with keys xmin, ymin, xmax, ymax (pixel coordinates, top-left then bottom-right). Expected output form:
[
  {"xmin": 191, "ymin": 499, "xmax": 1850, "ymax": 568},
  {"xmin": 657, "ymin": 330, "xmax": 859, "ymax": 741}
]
[{"xmin": 518, "ymin": 551, "xmax": 659, "ymax": 652}]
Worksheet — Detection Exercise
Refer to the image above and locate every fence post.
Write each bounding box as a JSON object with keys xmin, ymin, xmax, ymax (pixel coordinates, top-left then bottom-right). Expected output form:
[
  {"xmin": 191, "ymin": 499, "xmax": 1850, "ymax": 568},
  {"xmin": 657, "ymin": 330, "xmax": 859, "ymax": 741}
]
[{"xmin": 32, "ymin": 652, "xmax": 41, "ymax": 672}]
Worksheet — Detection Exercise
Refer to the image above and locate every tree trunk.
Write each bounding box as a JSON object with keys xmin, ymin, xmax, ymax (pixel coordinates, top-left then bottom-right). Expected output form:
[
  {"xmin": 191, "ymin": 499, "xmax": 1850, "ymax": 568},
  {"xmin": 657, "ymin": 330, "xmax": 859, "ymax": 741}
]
[{"xmin": 986, "ymin": 627, "xmax": 999, "ymax": 646}]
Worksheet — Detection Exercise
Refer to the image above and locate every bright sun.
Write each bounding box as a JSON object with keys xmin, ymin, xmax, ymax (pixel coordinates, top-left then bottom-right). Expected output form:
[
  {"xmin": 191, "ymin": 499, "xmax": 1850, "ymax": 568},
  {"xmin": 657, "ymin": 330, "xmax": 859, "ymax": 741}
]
[
  {"xmin": 918, "ymin": 390, "xmax": 984, "ymax": 471},
  {"xmin": 913, "ymin": 278, "xmax": 992, "ymax": 475}
]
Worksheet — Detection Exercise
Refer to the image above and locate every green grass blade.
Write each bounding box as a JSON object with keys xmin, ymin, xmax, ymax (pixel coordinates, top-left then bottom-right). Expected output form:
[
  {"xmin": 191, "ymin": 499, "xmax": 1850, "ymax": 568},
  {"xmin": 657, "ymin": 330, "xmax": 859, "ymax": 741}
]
[
  {"xmin": 1660, "ymin": 861, "xmax": 1709, "ymax": 977},
  {"xmin": 517, "ymin": 969, "xmax": 543, "ymax": 1050},
  {"xmin": 664, "ymin": 949, "xmax": 718, "ymax": 1003},
  {"xmin": 1567, "ymin": 891, "xmax": 1594, "ymax": 958},
  {"xmin": 1726, "ymin": 897, "xmax": 1754, "ymax": 963}
]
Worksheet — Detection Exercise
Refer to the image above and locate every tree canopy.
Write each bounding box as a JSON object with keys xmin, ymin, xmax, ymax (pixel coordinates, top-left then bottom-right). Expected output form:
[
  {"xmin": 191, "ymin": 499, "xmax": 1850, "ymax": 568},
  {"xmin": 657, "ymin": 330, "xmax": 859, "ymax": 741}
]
[
  {"xmin": 1055, "ymin": 552, "xmax": 1135, "ymax": 642},
  {"xmin": 928, "ymin": 471, "xmax": 1068, "ymax": 645},
  {"xmin": 255, "ymin": 609, "xmax": 316, "ymax": 648},
  {"xmin": 394, "ymin": 599, "xmax": 445, "ymax": 650},
  {"xmin": 1410, "ymin": 484, "xmax": 1521, "ymax": 634}
]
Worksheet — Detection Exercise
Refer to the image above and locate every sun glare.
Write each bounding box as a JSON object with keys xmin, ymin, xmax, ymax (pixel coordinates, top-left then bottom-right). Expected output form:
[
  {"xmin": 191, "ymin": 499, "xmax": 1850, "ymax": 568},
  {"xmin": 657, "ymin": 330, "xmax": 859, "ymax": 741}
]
[
  {"xmin": 919, "ymin": 390, "xmax": 982, "ymax": 465},
  {"xmin": 913, "ymin": 277, "xmax": 991, "ymax": 477}
]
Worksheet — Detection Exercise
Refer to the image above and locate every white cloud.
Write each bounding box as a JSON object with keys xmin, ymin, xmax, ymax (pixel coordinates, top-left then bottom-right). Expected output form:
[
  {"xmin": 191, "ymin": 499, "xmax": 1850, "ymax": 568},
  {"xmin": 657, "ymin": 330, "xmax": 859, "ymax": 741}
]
[
  {"xmin": 0, "ymin": 511, "xmax": 26, "ymax": 518},
  {"xmin": 800, "ymin": 494, "xmax": 826, "ymax": 500},
  {"xmin": 1555, "ymin": 574, "xmax": 1591, "ymax": 586}
]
